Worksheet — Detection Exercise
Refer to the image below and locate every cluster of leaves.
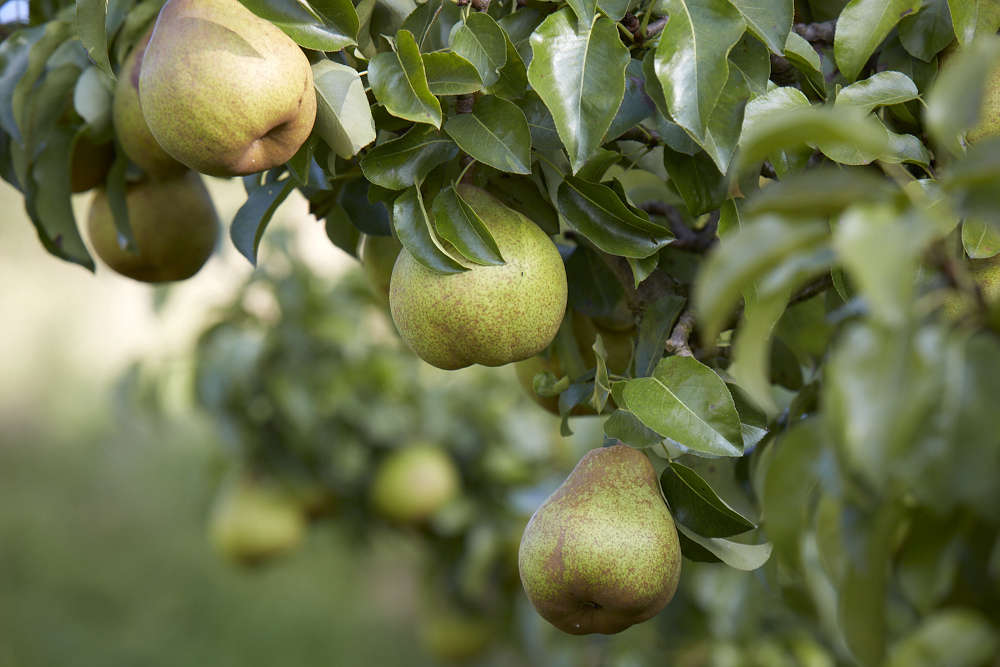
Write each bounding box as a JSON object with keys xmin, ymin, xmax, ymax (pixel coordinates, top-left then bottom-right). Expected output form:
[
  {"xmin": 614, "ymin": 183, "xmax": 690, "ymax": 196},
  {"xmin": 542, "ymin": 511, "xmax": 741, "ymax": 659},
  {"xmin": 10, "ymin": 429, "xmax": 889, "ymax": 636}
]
[{"xmin": 6, "ymin": 0, "xmax": 1000, "ymax": 662}]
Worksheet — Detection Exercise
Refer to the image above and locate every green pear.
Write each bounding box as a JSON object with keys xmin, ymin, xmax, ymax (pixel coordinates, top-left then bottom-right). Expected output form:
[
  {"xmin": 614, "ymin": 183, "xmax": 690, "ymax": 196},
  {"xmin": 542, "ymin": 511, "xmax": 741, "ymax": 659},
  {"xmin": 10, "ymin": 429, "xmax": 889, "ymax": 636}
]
[
  {"xmin": 419, "ymin": 609, "xmax": 495, "ymax": 662},
  {"xmin": 208, "ymin": 476, "xmax": 307, "ymax": 566},
  {"xmin": 87, "ymin": 171, "xmax": 218, "ymax": 282},
  {"xmin": 139, "ymin": 0, "xmax": 317, "ymax": 177},
  {"xmin": 518, "ymin": 445, "xmax": 681, "ymax": 635},
  {"xmin": 941, "ymin": 254, "xmax": 1000, "ymax": 319},
  {"xmin": 358, "ymin": 233, "xmax": 402, "ymax": 305},
  {"xmin": 112, "ymin": 28, "xmax": 186, "ymax": 178},
  {"xmin": 968, "ymin": 61, "xmax": 1000, "ymax": 143},
  {"xmin": 69, "ymin": 132, "xmax": 114, "ymax": 193},
  {"xmin": 390, "ymin": 185, "xmax": 567, "ymax": 370},
  {"xmin": 370, "ymin": 444, "xmax": 461, "ymax": 522}
]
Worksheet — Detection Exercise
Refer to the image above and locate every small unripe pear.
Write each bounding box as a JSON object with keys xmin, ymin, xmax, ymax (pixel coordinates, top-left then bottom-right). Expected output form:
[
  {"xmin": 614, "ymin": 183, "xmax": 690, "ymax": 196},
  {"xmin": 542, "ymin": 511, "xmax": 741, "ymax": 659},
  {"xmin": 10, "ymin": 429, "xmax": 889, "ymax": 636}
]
[
  {"xmin": 87, "ymin": 171, "xmax": 218, "ymax": 282},
  {"xmin": 139, "ymin": 0, "xmax": 317, "ymax": 176},
  {"xmin": 968, "ymin": 62, "xmax": 1000, "ymax": 143},
  {"xmin": 519, "ymin": 445, "xmax": 681, "ymax": 635},
  {"xmin": 208, "ymin": 477, "xmax": 307, "ymax": 566},
  {"xmin": 419, "ymin": 609, "xmax": 495, "ymax": 661},
  {"xmin": 370, "ymin": 444, "xmax": 461, "ymax": 522},
  {"xmin": 389, "ymin": 185, "xmax": 567, "ymax": 370}
]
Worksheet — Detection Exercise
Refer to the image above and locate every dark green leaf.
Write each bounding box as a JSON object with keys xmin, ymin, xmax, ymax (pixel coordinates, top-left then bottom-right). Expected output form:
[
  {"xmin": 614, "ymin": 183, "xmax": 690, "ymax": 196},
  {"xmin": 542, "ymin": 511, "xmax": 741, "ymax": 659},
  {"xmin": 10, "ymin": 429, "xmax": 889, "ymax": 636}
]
[
  {"xmin": 230, "ymin": 175, "xmax": 295, "ymax": 264},
  {"xmin": 729, "ymin": 0, "xmax": 792, "ymax": 54},
  {"xmin": 899, "ymin": 0, "xmax": 954, "ymax": 61},
  {"xmin": 635, "ymin": 293, "xmax": 685, "ymax": 377},
  {"xmin": 401, "ymin": 0, "xmax": 462, "ymax": 52},
  {"xmin": 422, "ymin": 52, "xmax": 482, "ymax": 95},
  {"xmin": 431, "ymin": 186, "xmax": 504, "ymax": 265},
  {"xmin": 241, "ymin": 0, "xmax": 359, "ymax": 51},
  {"xmin": 661, "ymin": 462, "xmax": 756, "ymax": 537},
  {"xmin": 675, "ymin": 524, "xmax": 772, "ymax": 570},
  {"xmin": 368, "ymin": 29, "xmax": 441, "ymax": 127},
  {"xmin": 75, "ymin": 0, "xmax": 112, "ymax": 78},
  {"xmin": 360, "ymin": 125, "xmax": 458, "ymax": 190},
  {"xmin": 449, "ymin": 12, "xmax": 507, "ymax": 88},
  {"xmin": 662, "ymin": 147, "xmax": 727, "ymax": 216},
  {"xmin": 833, "ymin": 0, "xmax": 921, "ymax": 81},
  {"xmin": 443, "ymin": 96, "xmax": 532, "ymax": 174},
  {"xmin": 392, "ymin": 186, "xmax": 466, "ymax": 273}
]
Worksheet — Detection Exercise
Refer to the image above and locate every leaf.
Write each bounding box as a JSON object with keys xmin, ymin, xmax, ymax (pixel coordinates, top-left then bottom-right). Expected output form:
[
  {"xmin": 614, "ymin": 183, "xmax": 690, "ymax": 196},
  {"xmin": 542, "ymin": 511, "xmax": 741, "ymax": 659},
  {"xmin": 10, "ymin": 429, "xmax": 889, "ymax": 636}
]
[
  {"xmin": 392, "ymin": 186, "xmax": 466, "ymax": 273},
  {"xmin": 612, "ymin": 356, "xmax": 743, "ymax": 457},
  {"xmin": 662, "ymin": 147, "xmax": 727, "ymax": 216},
  {"xmin": 431, "ymin": 186, "xmax": 504, "ymax": 265},
  {"xmin": 489, "ymin": 31, "xmax": 528, "ymax": 100},
  {"xmin": 565, "ymin": 0, "xmax": 597, "ymax": 27},
  {"xmin": 75, "ymin": 0, "xmax": 112, "ymax": 78},
  {"xmin": 926, "ymin": 37, "xmax": 1000, "ymax": 156},
  {"xmin": 949, "ymin": 0, "xmax": 1000, "ymax": 45},
  {"xmin": 834, "ymin": 70, "xmax": 919, "ymax": 113},
  {"xmin": 729, "ymin": 31, "xmax": 772, "ymax": 95},
  {"xmin": 604, "ymin": 409, "xmax": 665, "ymax": 447},
  {"xmin": 675, "ymin": 524, "xmax": 772, "ymax": 570},
  {"xmin": 360, "ymin": 125, "xmax": 458, "ymax": 190},
  {"xmin": 443, "ymin": 96, "xmax": 532, "ymax": 174},
  {"xmin": 230, "ymin": 175, "xmax": 295, "ymax": 264},
  {"xmin": 339, "ymin": 178, "xmax": 392, "ymax": 235},
  {"xmin": 422, "ymin": 52, "xmax": 482, "ymax": 95},
  {"xmin": 834, "ymin": 0, "xmax": 922, "ymax": 82},
  {"xmin": 449, "ymin": 12, "xmax": 507, "ymax": 89},
  {"xmin": 694, "ymin": 216, "xmax": 829, "ymax": 344},
  {"xmin": 527, "ymin": 10, "xmax": 630, "ymax": 172},
  {"xmin": 607, "ymin": 58, "xmax": 656, "ymax": 140},
  {"xmin": 887, "ymin": 610, "xmax": 998, "ymax": 667},
  {"xmin": 962, "ymin": 218, "xmax": 1000, "ymax": 258},
  {"xmin": 661, "ymin": 462, "xmax": 756, "ymax": 537},
  {"xmin": 557, "ymin": 176, "xmax": 673, "ymax": 258},
  {"xmin": 729, "ymin": 286, "xmax": 793, "ymax": 416},
  {"xmin": 653, "ymin": 0, "xmax": 746, "ymax": 143},
  {"xmin": 312, "ymin": 61, "xmax": 375, "ymax": 159},
  {"xmin": 745, "ymin": 167, "xmax": 898, "ymax": 219},
  {"xmin": 783, "ymin": 32, "xmax": 825, "ymax": 97},
  {"xmin": 635, "ymin": 293, "xmax": 686, "ymax": 377},
  {"xmin": 73, "ymin": 65, "xmax": 112, "ymax": 133},
  {"xmin": 728, "ymin": 0, "xmax": 793, "ymax": 54},
  {"xmin": 401, "ymin": 0, "xmax": 463, "ymax": 52},
  {"xmin": 697, "ymin": 67, "xmax": 750, "ymax": 171},
  {"xmin": 0, "ymin": 26, "xmax": 44, "ymax": 142},
  {"xmin": 368, "ymin": 29, "xmax": 441, "ymax": 127},
  {"xmin": 899, "ymin": 0, "xmax": 954, "ymax": 61},
  {"xmin": 240, "ymin": 0, "xmax": 359, "ymax": 51}
]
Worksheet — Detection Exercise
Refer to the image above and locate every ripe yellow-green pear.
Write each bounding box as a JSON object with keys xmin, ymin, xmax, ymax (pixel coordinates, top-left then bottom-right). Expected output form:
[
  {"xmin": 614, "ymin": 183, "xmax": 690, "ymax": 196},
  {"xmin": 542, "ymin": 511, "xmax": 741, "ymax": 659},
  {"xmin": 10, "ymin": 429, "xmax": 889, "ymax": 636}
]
[
  {"xmin": 390, "ymin": 185, "xmax": 567, "ymax": 370},
  {"xmin": 968, "ymin": 61, "xmax": 1000, "ymax": 143},
  {"xmin": 419, "ymin": 609, "xmax": 495, "ymax": 662},
  {"xmin": 942, "ymin": 254, "xmax": 1000, "ymax": 319},
  {"xmin": 370, "ymin": 444, "xmax": 461, "ymax": 522},
  {"xmin": 139, "ymin": 0, "xmax": 317, "ymax": 176},
  {"xmin": 358, "ymin": 233, "xmax": 402, "ymax": 305},
  {"xmin": 519, "ymin": 445, "xmax": 681, "ymax": 635},
  {"xmin": 515, "ymin": 311, "xmax": 634, "ymax": 415},
  {"xmin": 208, "ymin": 477, "xmax": 307, "ymax": 566},
  {"xmin": 112, "ymin": 28, "xmax": 186, "ymax": 178},
  {"xmin": 69, "ymin": 133, "xmax": 113, "ymax": 193},
  {"xmin": 87, "ymin": 171, "xmax": 218, "ymax": 282}
]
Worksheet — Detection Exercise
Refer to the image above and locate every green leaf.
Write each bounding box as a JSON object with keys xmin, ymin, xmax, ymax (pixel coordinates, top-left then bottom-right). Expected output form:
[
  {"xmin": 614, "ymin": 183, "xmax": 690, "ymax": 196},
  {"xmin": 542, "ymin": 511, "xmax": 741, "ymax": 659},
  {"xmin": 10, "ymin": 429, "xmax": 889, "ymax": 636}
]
[
  {"xmin": 431, "ymin": 186, "xmax": 504, "ymax": 265},
  {"xmin": 729, "ymin": 286, "xmax": 793, "ymax": 416},
  {"xmin": 0, "ymin": 26, "xmax": 44, "ymax": 142},
  {"xmin": 783, "ymin": 31, "xmax": 826, "ymax": 97},
  {"xmin": 834, "ymin": 0, "xmax": 922, "ymax": 82},
  {"xmin": 661, "ymin": 462, "xmax": 756, "ymax": 537},
  {"xmin": 597, "ymin": 0, "xmax": 629, "ymax": 21},
  {"xmin": 368, "ymin": 29, "xmax": 442, "ymax": 127},
  {"xmin": 887, "ymin": 610, "xmax": 998, "ymax": 667},
  {"xmin": 73, "ymin": 65, "xmax": 112, "ymax": 134},
  {"xmin": 729, "ymin": 31, "xmax": 772, "ymax": 95},
  {"xmin": 489, "ymin": 31, "xmax": 528, "ymax": 100},
  {"xmin": 653, "ymin": 0, "xmax": 746, "ymax": 143},
  {"xmin": 443, "ymin": 96, "xmax": 532, "ymax": 174},
  {"xmin": 557, "ymin": 176, "xmax": 673, "ymax": 258},
  {"xmin": 949, "ymin": 0, "xmax": 1000, "ymax": 45},
  {"xmin": 241, "ymin": 0, "xmax": 359, "ymax": 51},
  {"xmin": 422, "ymin": 52, "xmax": 482, "ymax": 95},
  {"xmin": 745, "ymin": 167, "xmax": 898, "ymax": 219},
  {"xmin": 834, "ymin": 70, "xmax": 919, "ymax": 113},
  {"xmin": 604, "ymin": 409, "xmax": 665, "ymax": 448},
  {"xmin": 231, "ymin": 174, "xmax": 295, "ymax": 265},
  {"xmin": 339, "ymin": 178, "xmax": 392, "ymax": 235},
  {"xmin": 612, "ymin": 356, "xmax": 743, "ymax": 457},
  {"xmin": 926, "ymin": 37, "xmax": 1000, "ymax": 155},
  {"xmin": 607, "ymin": 59, "xmax": 656, "ymax": 140},
  {"xmin": 635, "ymin": 293, "xmax": 686, "ymax": 377},
  {"xmin": 483, "ymin": 170, "xmax": 560, "ymax": 235},
  {"xmin": 527, "ymin": 10, "xmax": 630, "ymax": 172},
  {"xmin": 12, "ymin": 21, "xmax": 73, "ymax": 148},
  {"xmin": 312, "ymin": 61, "xmax": 375, "ymax": 159},
  {"xmin": 697, "ymin": 67, "xmax": 750, "ymax": 171},
  {"xmin": 675, "ymin": 524, "xmax": 772, "ymax": 570},
  {"xmin": 75, "ymin": 0, "xmax": 112, "ymax": 78},
  {"xmin": 392, "ymin": 186, "xmax": 466, "ymax": 273},
  {"xmin": 694, "ymin": 216, "xmax": 829, "ymax": 344},
  {"xmin": 662, "ymin": 147, "xmax": 727, "ymax": 216},
  {"xmin": 899, "ymin": 0, "xmax": 954, "ymax": 61},
  {"xmin": 565, "ymin": 0, "xmax": 597, "ymax": 27},
  {"xmin": 400, "ymin": 0, "xmax": 463, "ymax": 52},
  {"xmin": 962, "ymin": 218, "xmax": 1000, "ymax": 258},
  {"xmin": 359, "ymin": 125, "xmax": 458, "ymax": 190},
  {"xmin": 728, "ymin": 0, "xmax": 792, "ymax": 54},
  {"xmin": 450, "ymin": 12, "xmax": 507, "ymax": 89}
]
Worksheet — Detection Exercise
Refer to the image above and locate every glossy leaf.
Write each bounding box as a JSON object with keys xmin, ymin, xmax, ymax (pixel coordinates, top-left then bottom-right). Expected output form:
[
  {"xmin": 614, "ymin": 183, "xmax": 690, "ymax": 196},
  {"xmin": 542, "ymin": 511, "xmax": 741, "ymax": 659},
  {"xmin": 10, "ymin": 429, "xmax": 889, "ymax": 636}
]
[
  {"xmin": 949, "ymin": 0, "xmax": 1000, "ymax": 45},
  {"xmin": 241, "ymin": 0, "xmax": 359, "ymax": 51},
  {"xmin": 962, "ymin": 218, "xmax": 1000, "ymax": 258},
  {"xmin": 392, "ymin": 186, "xmax": 466, "ymax": 273},
  {"xmin": 528, "ymin": 10, "xmax": 629, "ymax": 172},
  {"xmin": 431, "ymin": 186, "xmax": 504, "ymax": 265},
  {"xmin": 450, "ymin": 12, "xmax": 507, "ymax": 88},
  {"xmin": 898, "ymin": 0, "xmax": 954, "ymax": 62},
  {"xmin": 400, "ymin": 0, "xmax": 462, "ymax": 52},
  {"xmin": 231, "ymin": 175, "xmax": 296, "ymax": 265},
  {"xmin": 359, "ymin": 126, "xmax": 458, "ymax": 190},
  {"xmin": 607, "ymin": 59, "xmax": 656, "ymax": 140},
  {"xmin": 834, "ymin": 0, "xmax": 922, "ymax": 81},
  {"xmin": 443, "ymin": 96, "xmax": 532, "ymax": 174},
  {"xmin": 422, "ymin": 52, "xmax": 482, "ymax": 95},
  {"xmin": 661, "ymin": 462, "xmax": 756, "ymax": 537},
  {"xmin": 662, "ymin": 147, "xmax": 727, "ymax": 216},
  {"xmin": 676, "ymin": 524, "xmax": 772, "ymax": 570},
  {"xmin": 368, "ymin": 30, "xmax": 442, "ymax": 127},
  {"xmin": 612, "ymin": 356, "xmax": 743, "ymax": 457},
  {"xmin": 729, "ymin": 286, "xmax": 792, "ymax": 416},
  {"xmin": 834, "ymin": 71, "xmax": 919, "ymax": 113},
  {"xmin": 312, "ymin": 61, "xmax": 375, "ymax": 159},
  {"xmin": 728, "ymin": 0, "xmax": 792, "ymax": 54},
  {"xmin": 557, "ymin": 176, "xmax": 673, "ymax": 258},
  {"xmin": 635, "ymin": 293, "xmax": 686, "ymax": 378},
  {"xmin": 75, "ymin": 0, "xmax": 112, "ymax": 78}
]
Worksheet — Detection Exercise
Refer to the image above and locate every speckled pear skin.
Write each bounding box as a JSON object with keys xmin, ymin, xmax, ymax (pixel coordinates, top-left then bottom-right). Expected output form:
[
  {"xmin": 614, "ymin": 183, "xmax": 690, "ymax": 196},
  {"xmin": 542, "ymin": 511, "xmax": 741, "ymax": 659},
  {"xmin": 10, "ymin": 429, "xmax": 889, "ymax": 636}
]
[
  {"xmin": 969, "ymin": 62, "xmax": 1000, "ymax": 143},
  {"xmin": 112, "ymin": 28, "xmax": 187, "ymax": 178},
  {"xmin": 139, "ymin": 0, "xmax": 317, "ymax": 177},
  {"xmin": 370, "ymin": 444, "xmax": 461, "ymax": 523},
  {"xmin": 389, "ymin": 185, "xmax": 568, "ymax": 370},
  {"xmin": 518, "ymin": 445, "xmax": 681, "ymax": 635},
  {"xmin": 87, "ymin": 171, "xmax": 218, "ymax": 282}
]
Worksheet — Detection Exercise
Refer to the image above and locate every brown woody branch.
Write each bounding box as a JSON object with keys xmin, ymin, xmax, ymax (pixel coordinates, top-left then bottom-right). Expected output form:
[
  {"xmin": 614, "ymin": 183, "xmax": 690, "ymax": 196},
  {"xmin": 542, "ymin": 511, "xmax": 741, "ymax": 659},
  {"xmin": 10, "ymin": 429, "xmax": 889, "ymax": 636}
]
[
  {"xmin": 794, "ymin": 20, "xmax": 836, "ymax": 45},
  {"xmin": 664, "ymin": 310, "xmax": 696, "ymax": 357}
]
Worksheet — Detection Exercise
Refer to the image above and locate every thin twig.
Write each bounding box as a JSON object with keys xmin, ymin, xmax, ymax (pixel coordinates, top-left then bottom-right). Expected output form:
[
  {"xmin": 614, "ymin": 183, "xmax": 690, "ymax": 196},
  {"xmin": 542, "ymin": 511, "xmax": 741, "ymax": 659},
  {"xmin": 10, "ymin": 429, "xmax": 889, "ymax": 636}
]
[
  {"xmin": 456, "ymin": 94, "xmax": 475, "ymax": 114},
  {"xmin": 664, "ymin": 310, "xmax": 696, "ymax": 357},
  {"xmin": 644, "ymin": 17, "xmax": 668, "ymax": 40}
]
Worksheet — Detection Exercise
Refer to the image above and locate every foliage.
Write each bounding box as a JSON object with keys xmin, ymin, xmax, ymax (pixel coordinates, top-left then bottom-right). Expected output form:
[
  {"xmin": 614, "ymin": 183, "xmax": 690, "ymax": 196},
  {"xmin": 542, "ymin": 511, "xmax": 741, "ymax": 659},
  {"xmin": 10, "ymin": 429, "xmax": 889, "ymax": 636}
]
[{"xmin": 3, "ymin": 0, "xmax": 1000, "ymax": 663}]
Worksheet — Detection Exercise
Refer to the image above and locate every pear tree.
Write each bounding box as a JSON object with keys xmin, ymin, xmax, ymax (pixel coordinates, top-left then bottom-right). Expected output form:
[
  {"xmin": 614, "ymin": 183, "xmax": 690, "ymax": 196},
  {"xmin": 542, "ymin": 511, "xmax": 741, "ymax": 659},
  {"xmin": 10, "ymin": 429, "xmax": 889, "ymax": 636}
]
[{"xmin": 3, "ymin": 0, "xmax": 1000, "ymax": 663}]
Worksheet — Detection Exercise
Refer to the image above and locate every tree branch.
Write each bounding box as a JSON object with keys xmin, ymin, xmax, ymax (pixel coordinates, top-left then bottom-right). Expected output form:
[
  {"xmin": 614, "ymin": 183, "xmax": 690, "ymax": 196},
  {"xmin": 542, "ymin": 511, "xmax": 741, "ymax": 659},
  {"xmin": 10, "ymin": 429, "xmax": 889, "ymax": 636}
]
[
  {"xmin": 664, "ymin": 310, "xmax": 696, "ymax": 357},
  {"xmin": 794, "ymin": 20, "xmax": 836, "ymax": 45}
]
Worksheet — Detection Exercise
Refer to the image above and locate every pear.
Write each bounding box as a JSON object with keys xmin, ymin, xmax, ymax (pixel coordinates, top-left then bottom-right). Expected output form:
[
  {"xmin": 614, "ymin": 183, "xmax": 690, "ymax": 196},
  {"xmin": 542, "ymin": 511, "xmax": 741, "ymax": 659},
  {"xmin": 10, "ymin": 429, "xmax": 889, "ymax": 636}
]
[
  {"xmin": 87, "ymin": 171, "xmax": 218, "ymax": 282},
  {"xmin": 139, "ymin": 0, "xmax": 317, "ymax": 177},
  {"xmin": 518, "ymin": 445, "xmax": 681, "ymax": 635},
  {"xmin": 419, "ymin": 608, "xmax": 495, "ymax": 662},
  {"xmin": 358, "ymin": 233, "xmax": 402, "ymax": 305},
  {"xmin": 112, "ymin": 28, "xmax": 186, "ymax": 178},
  {"xmin": 69, "ymin": 132, "xmax": 114, "ymax": 193},
  {"xmin": 208, "ymin": 476, "xmax": 307, "ymax": 566},
  {"xmin": 968, "ymin": 61, "xmax": 1000, "ymax": 143},
  {"xmin": 389, "ymin": 185, "xmax": 567, "ymax": 370},
  {"xmin": 370, "ymin": 444, "xmax": 461, "ymax": 523}
]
